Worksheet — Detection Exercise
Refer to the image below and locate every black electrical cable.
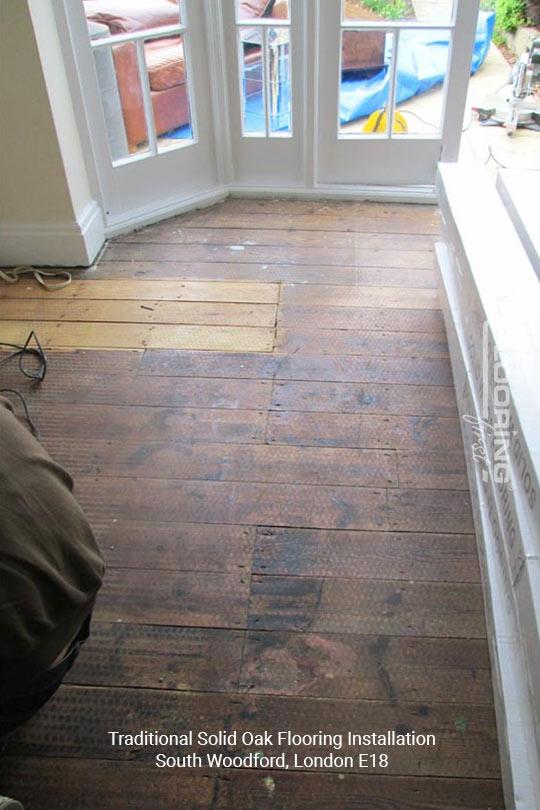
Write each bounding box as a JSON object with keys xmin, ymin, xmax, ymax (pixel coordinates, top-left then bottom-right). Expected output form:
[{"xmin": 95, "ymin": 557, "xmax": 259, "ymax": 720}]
[
  {"xmin": 485, "ymin": 145, "xmax": 507, "ymax": 168},
  {"xmin": 0, "ymin": 331, "xmax": 47, "ymax": 381},
  {"xmin": 399, "ymin": 109, "xmax": 439, "ymax": 130},
  {"xmin": 0, "ymin": 331, "xmax": 47, "ymax": 437}
]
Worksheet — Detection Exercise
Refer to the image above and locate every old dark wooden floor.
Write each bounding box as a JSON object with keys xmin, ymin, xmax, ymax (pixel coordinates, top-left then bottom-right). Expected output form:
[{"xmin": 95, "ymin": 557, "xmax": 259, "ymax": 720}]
[{"xmin": 0, "ymin": 199, "xmax": 504, "ymax": 809}]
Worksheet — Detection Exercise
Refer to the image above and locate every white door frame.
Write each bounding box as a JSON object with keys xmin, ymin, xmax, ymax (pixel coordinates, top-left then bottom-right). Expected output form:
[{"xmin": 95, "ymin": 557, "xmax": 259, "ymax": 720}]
[
  {"xmin": 315, "ymin": 0, "xmax": 480, "ymax": 189},
  {"xmin": 54, "ymin": 0, "xmax": 223, "ymax": 232},
  {"xmin": 221, "ymin": 0, "xmax": 308, "ymax": 192},
  {"xmin": 53, "ymin": 0, "xmax": 481, "ymax": 238}
]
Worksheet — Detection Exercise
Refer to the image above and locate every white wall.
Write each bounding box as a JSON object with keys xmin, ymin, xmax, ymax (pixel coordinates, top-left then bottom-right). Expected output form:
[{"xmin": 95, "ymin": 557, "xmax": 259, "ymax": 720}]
[{"xmin": 0, "ymin": 0, "xmax": 104, "ymax": 266}]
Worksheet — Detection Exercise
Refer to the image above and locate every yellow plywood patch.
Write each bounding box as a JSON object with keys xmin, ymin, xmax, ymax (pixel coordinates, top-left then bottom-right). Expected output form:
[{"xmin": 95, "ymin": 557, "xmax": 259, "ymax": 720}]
[
  {"xmin": 0, "ymin": 299, "xmax": 277, "ymax": 328},
  {"xmin": 0, "ymin": 279, "xmax": 279, "ymax": 304},
  {"xmin": 0, "ymin": 321, "xmax": 274, "ymax": 352}
]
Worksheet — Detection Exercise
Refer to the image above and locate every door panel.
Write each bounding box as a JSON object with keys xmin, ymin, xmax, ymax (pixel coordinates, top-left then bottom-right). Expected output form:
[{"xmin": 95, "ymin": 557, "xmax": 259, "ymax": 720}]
[
  {"xmin": 63, "ymin": 0, "xmax": 219, "ymax": 227},
  {"xmin": 316, "ymin": 0, "xmax": 480, "ymax": 187},
  {"xmin": 222, "ymin": 0, "xmax": 305, "ymax": 189}
]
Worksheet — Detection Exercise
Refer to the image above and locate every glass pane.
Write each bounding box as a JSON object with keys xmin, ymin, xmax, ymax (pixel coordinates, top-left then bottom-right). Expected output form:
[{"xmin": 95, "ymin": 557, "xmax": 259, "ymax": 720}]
[
  {"xmin": 144, "ymin": 34, "xmax": 194, "ymax": 150},
  {"xmin": 85, "ymin": 0, "xmax": 181, "ymax": 33},
  {"xmin": 339, "ymin": 31, "xmax": 394, "ymax": 136},
  {"xmin": 343, "ymin": 0, "xmax": 454, "ymax": 24},
  {"xmin": 268, "ymin": 27, "xmax": 291, "ymax": 134},
  {"xmin": 394, "ymin": 28, "xmax": 450, "ymax": 134},
  {"xmin": 84, "ymin": 0, "xmax": 191, "ymax": 162},
  {"xmin": 236, "ymin": 0, "xmax": 289, "ymax": 23},
  {"xmin": 91, "ymin": 40, "xmax": 149, "ymax": 160},
  {"xmin": 240, "ymin": 27, "xmax": 266, "ymax": 134}
]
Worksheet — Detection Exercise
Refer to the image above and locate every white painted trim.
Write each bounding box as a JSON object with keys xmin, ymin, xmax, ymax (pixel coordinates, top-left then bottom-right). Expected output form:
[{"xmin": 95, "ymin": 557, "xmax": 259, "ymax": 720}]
[
  {"xmin": 0, "ymin": 199, "xmax": 105, "ymax": 267},
  {"xmin": 51, "ymin": 0, "xmax": 107, "ymax": 213},
  {"xmin": 440, "ymin": 0, "xmax": 481, "ymax": 161},
  {"xmin": 104, "ymin": 180, "xmax": 439, "ymax": 237},
  {"xmin": 204, "ymin": 0, "xmax": 234, "ymax": 186},
  {"xmin": 437, "ymin": 163, "xmax": 540, "ymax": 810},
  {"xmin": 102, "ymin": 180, "xmax": 436, "ymax": 237},
  {"xmin": 1, "ymin": 178, "xmax": 435, "ymax": 268},
  {"xmin": 229, "ymin": 183, "xmax": 437, "ymax": 203},
  {"xmin": 104, "ymin": 187, "xmax": 227, "ymax": 237},
  {"xmin": 303, "ymin": 0, "xmax": 317, "ymax": 188},
  {"xmin": 78, "ymin": 199, "xmax": 106, "ymax": 263},
  {"xmin": 438, "ymin": 245, "xmax": 540, "ymax": 810}
]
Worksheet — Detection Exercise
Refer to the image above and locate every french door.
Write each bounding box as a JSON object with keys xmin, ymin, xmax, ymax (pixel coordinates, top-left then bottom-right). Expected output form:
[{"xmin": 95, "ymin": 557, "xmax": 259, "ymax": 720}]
[
  {"xmin": 316, "ymin": 0, "xmax": 480, "ymax": 187},
  {"xmin": 59, "ymin": 0, "xmax": 221, "ymax": 231},
  {"xmin": 58, "ymin": 0, "xmax": 481, "ymax": 233},
  {"xmin": 220, "ymin": 0, "xmax": 307, "ymax": 190}
]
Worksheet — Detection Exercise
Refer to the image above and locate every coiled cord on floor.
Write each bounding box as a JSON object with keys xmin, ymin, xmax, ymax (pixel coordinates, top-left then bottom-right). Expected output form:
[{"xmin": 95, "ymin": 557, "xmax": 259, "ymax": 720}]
[
  {"xmin": 0, "ymin": 331, "xmax": 47, "ymax": 438},
  {"xmin": 0, "ymin": 266, "xmax": 72, "ymax": 291}
]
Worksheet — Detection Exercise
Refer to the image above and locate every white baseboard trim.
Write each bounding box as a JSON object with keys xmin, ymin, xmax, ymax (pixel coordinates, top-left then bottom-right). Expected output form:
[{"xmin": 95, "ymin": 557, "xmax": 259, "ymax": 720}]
[
  {"xmin": 78, "ymin": 199, "xmax": 106, "ymax": 265},
  {"xmin": 105, "ymin": 187, "xmax": 228, "ymax": 237},
  {"xmin": 228, "ymin": 183, "xmax": 438, "ymax": 204},
  {"xmin": 1, "ymin": 183, "xmax": 437, "ymax": 265},
  {"xmin": 0, "ymin": 199, "xmax": 105, "ymax": 267},
  {"xmin": 103, "ymin": 182, "xmax": 436, "ymax": 238}
]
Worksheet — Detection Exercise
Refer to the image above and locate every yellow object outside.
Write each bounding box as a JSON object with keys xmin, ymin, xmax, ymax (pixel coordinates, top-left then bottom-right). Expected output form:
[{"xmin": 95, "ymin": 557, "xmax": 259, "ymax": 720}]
[{"xmin": 363, "ymin": 110, "xmax": 409, "ymax": 134}]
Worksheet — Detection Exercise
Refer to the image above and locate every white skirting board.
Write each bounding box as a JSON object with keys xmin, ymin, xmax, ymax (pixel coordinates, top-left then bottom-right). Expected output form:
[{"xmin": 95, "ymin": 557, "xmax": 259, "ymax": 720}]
[
  {"xmin": 0, "ymin": 183, "xmax": 437, "ymax": 265},
  {"xmin": 436, "ymin": 163, "xmax": 540, "ymax": 810},
  {"xmin": 0, "ymin": 199, "xmax": 105, "ymax": 268},
  {"xmin": 104, "ymin": 182, "xmax": 437, "ymax": 238},
  {"xmin": 104, "ymin": 187, "xmax": 228, "ymax": 239}
]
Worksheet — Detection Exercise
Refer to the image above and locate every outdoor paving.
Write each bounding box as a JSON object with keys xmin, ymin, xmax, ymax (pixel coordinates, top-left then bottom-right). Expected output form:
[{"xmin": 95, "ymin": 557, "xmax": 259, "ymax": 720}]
[
  {"xmin": 343, "ymin": 40, "xmax": 540, "ymax": 173},
  {"xmin": 459, "ymin": 43, "xmax": 540, "ymax": 173},
  {"xmin": 344, "ymin": 0, "xmax": 539, "ymax": 171},
  {"xmin": 411, "ymin": 0, "xmax": 453, "ymax": 22}
]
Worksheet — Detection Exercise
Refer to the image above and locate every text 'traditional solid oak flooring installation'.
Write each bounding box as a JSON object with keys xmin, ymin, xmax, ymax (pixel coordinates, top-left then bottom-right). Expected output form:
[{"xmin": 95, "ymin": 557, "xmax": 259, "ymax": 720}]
[{"xmin": 0, "ymin": 199, "xmax": 505, "ymax": 809}]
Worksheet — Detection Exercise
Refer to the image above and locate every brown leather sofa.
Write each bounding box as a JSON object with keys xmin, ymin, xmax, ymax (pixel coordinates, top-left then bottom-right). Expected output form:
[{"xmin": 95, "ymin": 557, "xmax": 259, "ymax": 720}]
[{"xmin": 84, "ymin": 0, "xmax": 384, "ymax": 151}]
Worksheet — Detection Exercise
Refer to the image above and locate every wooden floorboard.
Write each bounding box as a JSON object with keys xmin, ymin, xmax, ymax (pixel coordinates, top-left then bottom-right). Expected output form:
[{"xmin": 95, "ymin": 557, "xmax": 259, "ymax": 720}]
[
  {"xmin": 0, "ymin": 320, "xmax": 275, "ymax": 351},
  {"xmin": 266, "ymin": 411, "xmax": 463, "ymax": 451},
  {"xmin": 252, "ymin": 527, "xmax": 480, "ymax": 582},
  {"xmin": 0, "ymin": 280, "xmax": 279, "ymax": 351},
  {"xmin": 0, "ymin": 299, "xmax": 278, "ymax": 327},
  {"xmin": 102, "ymin": 242, "xmax": 435, "ymax": 269},
  {"xmin": 85, "ymin": 260, "xmax": 440, "ymax": 287},
  {"xmin": 281, "ymin": 284, "xmax": 440, "ymax": 310},
  {"xmin": 120, "ymin": 224, "xmax": 436, "ymax": 251},
  {"xmin": 42, "ymin": 438, "xmax": 399, "ymax": 488},
  {"xmin": 0, "ymin": 198, "xmax": 503, "ymax": 809},
  {"xmin": 0, "ymin": 279, "xmax": 280, "ymax": 303},
  {"xmin": 0, "ymin": 759, "xmax": 505, "ymax": 810},
  {"xmin": 275, "ymin": 327, "xmax": 450, "ymax": 357},
  {"xmin": 5, "ymin": 686, "xmax": 500, "ymax": 778}
]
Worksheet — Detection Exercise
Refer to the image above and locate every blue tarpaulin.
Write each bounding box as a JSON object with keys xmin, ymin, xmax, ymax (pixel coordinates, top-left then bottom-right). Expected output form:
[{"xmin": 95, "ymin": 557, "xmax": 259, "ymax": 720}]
[
  {"xmin": 166, "ymin": 10, "xmax": 495, "ymax": 137},
  {"xmin": 340, "ymin": 11, "xmax": 495, "ymax": 124}
]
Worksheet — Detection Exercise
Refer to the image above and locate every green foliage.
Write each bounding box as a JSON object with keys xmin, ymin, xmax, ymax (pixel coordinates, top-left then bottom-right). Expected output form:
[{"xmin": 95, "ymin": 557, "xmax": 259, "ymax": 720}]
[
  {"xmin": 358, "ymin": 0, "xmax": 411, "ymax": 20},
  {"xmin": 494, "ymin": 0, "xmax": 527, "ymax": 33},
  {"xmin": 480, "ymin": 0, "xmax": 528, "ymax": 46}
]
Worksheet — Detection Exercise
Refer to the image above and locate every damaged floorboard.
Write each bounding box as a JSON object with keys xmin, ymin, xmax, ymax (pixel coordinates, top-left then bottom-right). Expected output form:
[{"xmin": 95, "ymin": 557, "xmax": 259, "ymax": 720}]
[{"xmin": 0, "ymin": 199, "xmax": 504, "ymax": 809}]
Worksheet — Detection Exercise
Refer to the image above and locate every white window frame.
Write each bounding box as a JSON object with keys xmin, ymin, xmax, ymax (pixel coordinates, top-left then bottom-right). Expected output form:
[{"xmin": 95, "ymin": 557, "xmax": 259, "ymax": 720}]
[
  {"xmin": 234, "ymin": 4, "xmax": 293, "ymax": 138},
  {"xmin": 88, "ymin": 9, "xmax": 199, "ymax": 166},
  {"xmin": 337, "ymin": 0, "xmax": 456, "ymax": 141}
]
